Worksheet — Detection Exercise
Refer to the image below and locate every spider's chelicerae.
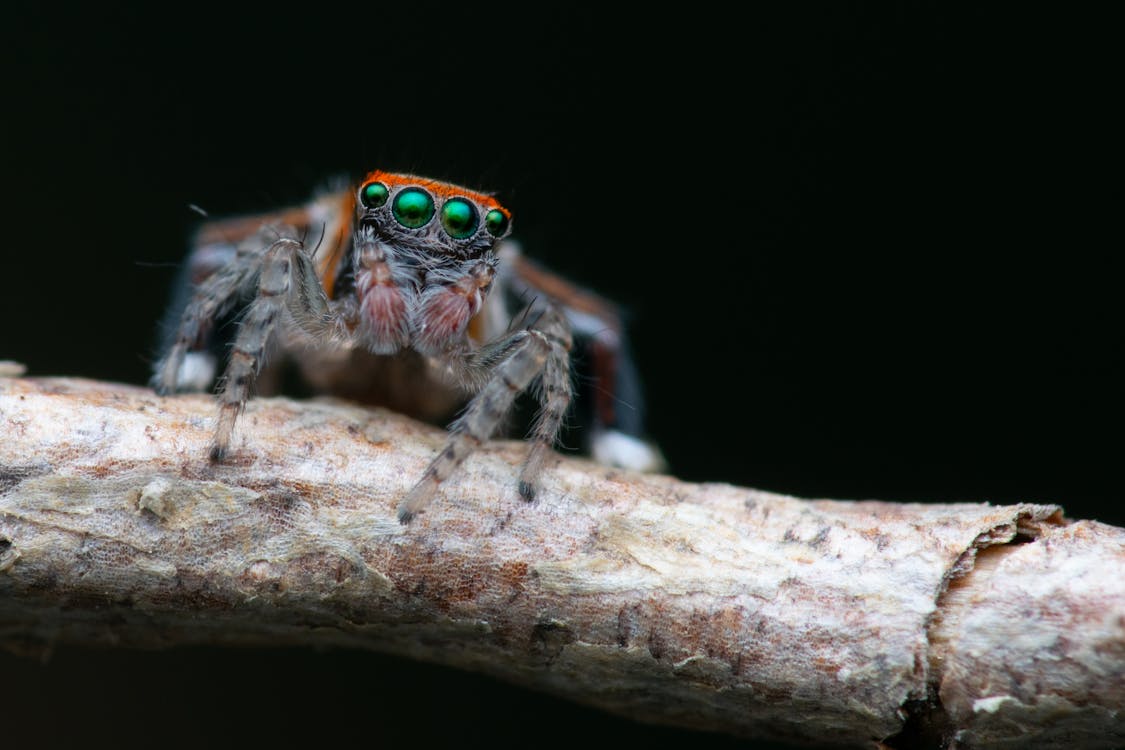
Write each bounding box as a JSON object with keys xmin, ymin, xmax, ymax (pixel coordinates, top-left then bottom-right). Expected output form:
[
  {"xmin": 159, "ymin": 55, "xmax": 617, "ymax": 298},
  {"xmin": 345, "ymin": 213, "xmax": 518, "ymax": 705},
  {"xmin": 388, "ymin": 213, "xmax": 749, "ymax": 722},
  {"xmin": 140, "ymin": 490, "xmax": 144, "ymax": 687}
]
[{"xmin": 153, "ymin": 170, "xmax": 663, "ymax": 522}]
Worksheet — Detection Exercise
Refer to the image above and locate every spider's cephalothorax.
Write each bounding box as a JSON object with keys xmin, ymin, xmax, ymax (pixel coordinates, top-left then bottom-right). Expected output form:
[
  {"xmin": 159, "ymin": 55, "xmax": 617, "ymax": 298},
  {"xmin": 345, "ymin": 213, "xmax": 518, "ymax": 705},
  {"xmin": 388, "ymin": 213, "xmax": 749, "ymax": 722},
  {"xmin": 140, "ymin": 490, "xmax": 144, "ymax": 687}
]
[
  {"xmin": 344, "ymin": 172, "xmax": 511, "ymax": 357},
  {"xmin": 153, "ymin": 170, "xmax": 663, "ymax": 523}
]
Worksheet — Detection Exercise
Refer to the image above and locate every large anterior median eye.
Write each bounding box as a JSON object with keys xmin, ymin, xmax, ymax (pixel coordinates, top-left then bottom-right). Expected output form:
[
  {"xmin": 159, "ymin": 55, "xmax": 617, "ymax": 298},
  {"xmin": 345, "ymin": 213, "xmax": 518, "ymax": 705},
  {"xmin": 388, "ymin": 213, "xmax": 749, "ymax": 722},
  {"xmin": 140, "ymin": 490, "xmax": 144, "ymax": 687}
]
[
  {"xmin": 359, "ymin": 182, "xmax": 388, "ymax": 208},
  {"xmin": 440, "ymin": 198, "xmax": 478, "ymax": 239},
  {"xmin": 485, "ymin": 209, "xmax": 510, "ymax": 237},
  {"xmin": 392, "ymin": 187, "xmax": 435, "ymax": 228}
]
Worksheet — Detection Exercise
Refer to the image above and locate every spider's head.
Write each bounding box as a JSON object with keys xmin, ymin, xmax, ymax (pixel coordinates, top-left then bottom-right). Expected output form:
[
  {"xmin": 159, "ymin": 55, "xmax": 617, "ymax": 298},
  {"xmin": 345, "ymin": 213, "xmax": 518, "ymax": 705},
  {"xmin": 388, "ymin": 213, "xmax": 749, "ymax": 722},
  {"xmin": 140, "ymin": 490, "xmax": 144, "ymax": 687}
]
[{"xmin": 356, "ymin": 170, "xmax": 511, "ymax": 258}]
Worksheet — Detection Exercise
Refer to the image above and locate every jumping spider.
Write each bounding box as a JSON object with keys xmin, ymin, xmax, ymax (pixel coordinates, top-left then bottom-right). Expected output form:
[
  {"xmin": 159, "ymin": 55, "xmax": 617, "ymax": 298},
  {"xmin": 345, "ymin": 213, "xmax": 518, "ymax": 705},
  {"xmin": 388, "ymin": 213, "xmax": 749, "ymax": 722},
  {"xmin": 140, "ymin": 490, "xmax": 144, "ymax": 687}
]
[{"xmin": 153, "ymin": 170, "xmax": 663, "ymax": 522}]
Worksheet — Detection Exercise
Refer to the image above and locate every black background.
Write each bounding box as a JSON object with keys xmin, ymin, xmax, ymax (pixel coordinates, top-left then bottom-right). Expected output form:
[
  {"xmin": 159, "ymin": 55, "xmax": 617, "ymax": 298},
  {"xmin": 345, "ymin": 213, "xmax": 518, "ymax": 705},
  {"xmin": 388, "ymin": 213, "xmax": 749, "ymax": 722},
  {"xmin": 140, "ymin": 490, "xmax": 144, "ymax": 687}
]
[{"xmin": 2, "ymin": 5, "xmax": 1119, "ymax": 748}]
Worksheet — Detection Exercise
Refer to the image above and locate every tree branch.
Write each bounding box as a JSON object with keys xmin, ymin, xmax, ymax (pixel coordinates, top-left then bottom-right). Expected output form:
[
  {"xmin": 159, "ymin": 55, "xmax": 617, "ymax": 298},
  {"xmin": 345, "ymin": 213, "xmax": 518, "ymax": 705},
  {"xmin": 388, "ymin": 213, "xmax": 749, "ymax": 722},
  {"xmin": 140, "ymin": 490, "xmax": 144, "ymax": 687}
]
[{"xmin": 1, "ymin": 376, "xmax": 1122, "ymax": 748}]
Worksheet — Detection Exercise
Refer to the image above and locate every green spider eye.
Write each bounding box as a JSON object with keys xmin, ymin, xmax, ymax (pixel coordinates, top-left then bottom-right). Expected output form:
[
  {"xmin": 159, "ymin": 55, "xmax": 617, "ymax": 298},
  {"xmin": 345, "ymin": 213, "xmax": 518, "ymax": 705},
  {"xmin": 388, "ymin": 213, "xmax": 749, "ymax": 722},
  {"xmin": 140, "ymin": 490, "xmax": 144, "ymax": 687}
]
[
  {"xmin": 485, "ymin": 209, "xmax": 510, "ymax": 237},
  {"xmin": 440, "ymin": 198, "xmax": 479, "ymax": 239},
  {"xmin": 359, "ymin": 182, "xmax": 388, "ymax": 208},
  {"xmin": 392, "ymin": 187, "xmax": 435, "ymax": 229}
]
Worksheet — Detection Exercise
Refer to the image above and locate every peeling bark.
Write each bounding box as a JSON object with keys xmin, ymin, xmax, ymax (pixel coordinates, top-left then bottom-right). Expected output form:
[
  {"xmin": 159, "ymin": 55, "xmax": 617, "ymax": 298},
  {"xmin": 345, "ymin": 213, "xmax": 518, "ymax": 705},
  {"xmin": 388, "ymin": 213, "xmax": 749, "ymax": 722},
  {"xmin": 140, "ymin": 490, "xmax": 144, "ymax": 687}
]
[{"xmin": 0, "ymin": 376, "xmax": 1122, "ymax": 748}]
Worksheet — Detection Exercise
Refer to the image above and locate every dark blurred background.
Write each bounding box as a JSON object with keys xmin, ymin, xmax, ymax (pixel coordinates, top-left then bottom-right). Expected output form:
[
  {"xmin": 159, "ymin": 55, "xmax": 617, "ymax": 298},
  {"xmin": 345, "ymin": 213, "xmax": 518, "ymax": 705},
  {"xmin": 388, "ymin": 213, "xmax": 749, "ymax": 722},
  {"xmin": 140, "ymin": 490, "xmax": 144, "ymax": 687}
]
[{"xmin": 2, "ymin": 5, "xmax": 1119, "ymax": 748}]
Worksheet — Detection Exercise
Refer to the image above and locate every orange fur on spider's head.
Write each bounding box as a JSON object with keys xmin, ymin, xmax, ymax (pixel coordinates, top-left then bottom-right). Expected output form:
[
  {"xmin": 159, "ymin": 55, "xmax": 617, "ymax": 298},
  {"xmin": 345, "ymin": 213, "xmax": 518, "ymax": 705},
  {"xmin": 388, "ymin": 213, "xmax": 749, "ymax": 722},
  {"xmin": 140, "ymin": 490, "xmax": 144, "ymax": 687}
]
[{"xmin": 360, "ymin": 170, "xmax": 510, "ymax": 218}]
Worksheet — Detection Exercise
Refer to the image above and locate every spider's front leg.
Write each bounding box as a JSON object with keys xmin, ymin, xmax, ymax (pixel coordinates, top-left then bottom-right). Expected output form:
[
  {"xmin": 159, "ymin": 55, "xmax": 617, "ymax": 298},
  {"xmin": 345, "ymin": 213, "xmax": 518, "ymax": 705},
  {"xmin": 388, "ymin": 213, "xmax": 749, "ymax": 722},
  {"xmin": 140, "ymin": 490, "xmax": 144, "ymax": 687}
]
[
  {"xmin": 397, "ymin": 306, "xmax": 573, "ymax": 523},
  {"xmin": 210, "ymin": 229, "xmax": 334, "ymax": 460}
]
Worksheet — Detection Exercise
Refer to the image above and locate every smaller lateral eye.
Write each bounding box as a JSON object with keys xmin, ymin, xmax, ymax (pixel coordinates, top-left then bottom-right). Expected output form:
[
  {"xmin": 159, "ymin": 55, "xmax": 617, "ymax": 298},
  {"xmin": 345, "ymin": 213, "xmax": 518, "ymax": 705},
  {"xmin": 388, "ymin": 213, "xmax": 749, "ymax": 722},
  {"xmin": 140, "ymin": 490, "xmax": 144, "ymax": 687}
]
[
  {"xmin": 440, "ymin": 198, "xmax": 478, "ymax": 239},
  {"xmin": 359, "ymin": 182, "xmax": 389, "ymax": 208},
  {"xmin": 484, "ymin": 209, "xmax": 510, "ymax": 237}
]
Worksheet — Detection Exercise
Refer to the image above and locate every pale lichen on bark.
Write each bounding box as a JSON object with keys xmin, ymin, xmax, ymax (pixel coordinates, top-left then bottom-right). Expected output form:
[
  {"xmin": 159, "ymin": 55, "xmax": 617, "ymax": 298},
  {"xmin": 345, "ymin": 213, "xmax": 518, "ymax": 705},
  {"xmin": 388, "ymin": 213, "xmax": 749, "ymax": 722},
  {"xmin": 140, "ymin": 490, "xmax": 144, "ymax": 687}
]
[{"xmin": 0, "ymin": 375, "xmax": 1122, "ymax": 748}]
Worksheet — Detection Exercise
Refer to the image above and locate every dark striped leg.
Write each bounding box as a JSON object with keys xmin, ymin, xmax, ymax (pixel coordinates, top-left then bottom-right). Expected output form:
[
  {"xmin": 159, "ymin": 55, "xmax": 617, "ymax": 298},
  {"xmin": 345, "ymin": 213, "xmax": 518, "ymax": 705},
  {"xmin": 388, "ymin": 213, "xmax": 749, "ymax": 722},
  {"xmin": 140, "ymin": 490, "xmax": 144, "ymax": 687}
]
[
  {"xmin": 518, "ymin": 308, "xmax": 573, "ymax": 500},
  {"xmin": 397, "ymin": 329, "xmax": 553, "ymax": 523},
  {"xmin": 151, "ymin": 247, "xmax": 261, "ymax": 395},
  {"xmin": 502, "ymin": 249, "xmax": 662, "ymax": 472},
  {"xmin": 210, "ymin": 236, "xmax": 303, "ymax": 460}
]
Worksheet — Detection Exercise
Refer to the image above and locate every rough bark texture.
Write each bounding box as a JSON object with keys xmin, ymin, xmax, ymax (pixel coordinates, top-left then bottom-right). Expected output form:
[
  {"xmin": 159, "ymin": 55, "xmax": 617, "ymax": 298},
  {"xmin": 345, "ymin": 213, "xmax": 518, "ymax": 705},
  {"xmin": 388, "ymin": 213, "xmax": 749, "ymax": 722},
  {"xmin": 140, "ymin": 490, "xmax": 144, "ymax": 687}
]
[{"xmin": 0, "ymin": 376, "xmax": 1122, "ymax": 748}]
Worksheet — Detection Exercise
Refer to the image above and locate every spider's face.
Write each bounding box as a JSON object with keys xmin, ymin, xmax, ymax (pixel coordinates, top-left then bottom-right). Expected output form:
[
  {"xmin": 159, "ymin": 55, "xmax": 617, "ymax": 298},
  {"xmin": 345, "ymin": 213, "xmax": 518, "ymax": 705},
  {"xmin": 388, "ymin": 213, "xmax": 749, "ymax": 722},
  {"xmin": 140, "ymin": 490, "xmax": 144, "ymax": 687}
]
[{"xmin": 357, "ymin": 170, "xmax": 511, "ymax": 259}]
